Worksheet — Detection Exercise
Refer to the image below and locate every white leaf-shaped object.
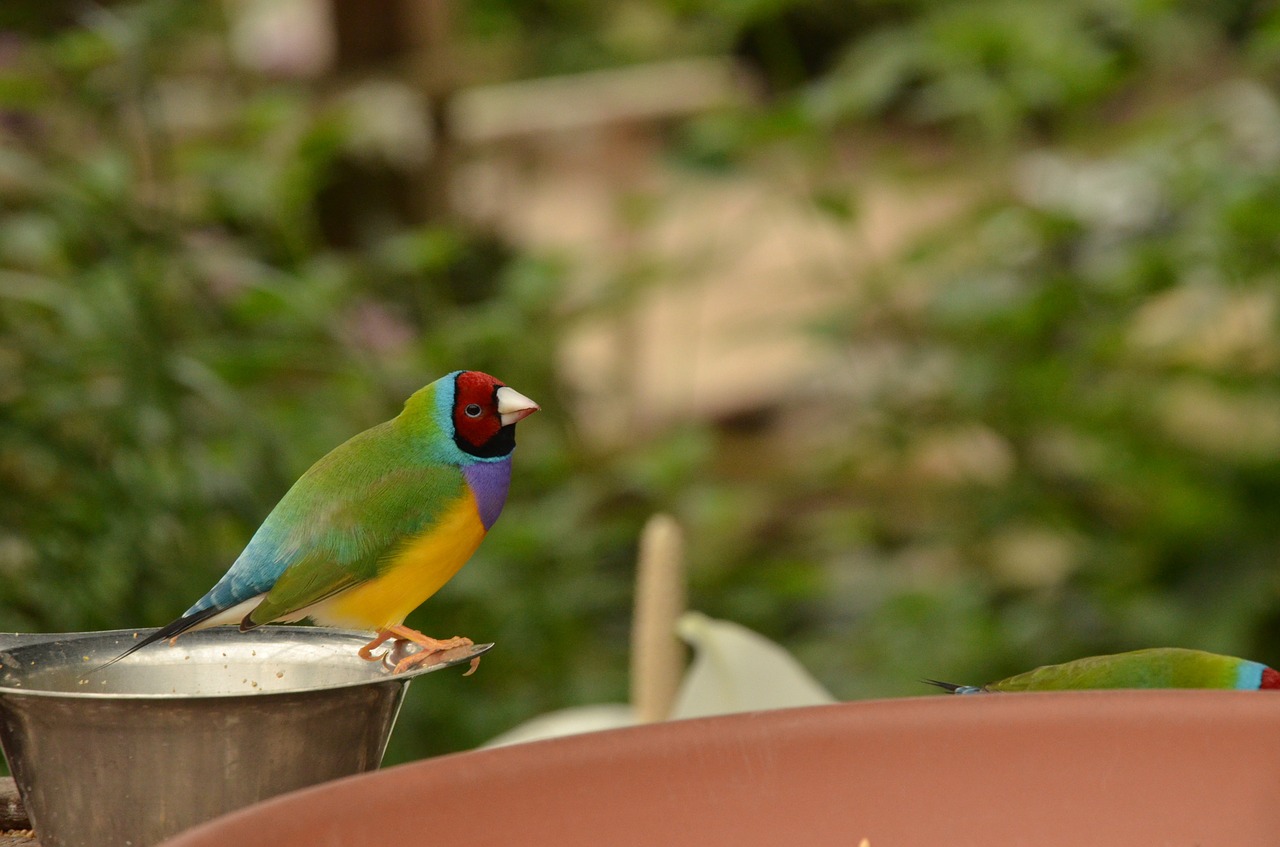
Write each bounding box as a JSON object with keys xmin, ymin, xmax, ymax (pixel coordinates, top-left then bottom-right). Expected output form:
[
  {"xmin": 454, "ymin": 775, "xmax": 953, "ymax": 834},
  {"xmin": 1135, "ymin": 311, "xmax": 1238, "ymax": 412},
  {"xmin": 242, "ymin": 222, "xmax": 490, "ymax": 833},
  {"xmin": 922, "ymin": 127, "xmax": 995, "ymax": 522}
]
[
  {"xmin": 669, "ymin": 611, "xmax": 836, "ymax": 719},
  {"xmin": 482, "ymin": 704, "xmax": 637, "ymax": 748},
  {"xmin": 481, "ymin": 613, "xmax": 835, "ymax": 747}
]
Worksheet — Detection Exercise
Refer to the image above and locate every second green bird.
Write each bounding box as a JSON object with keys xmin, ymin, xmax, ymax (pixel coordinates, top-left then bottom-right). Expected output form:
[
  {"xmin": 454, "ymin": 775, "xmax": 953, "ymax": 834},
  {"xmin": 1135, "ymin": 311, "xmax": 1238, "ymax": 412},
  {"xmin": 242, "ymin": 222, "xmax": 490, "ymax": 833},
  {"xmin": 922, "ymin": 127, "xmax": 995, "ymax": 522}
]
[{"xmin": 926, "ymin": 647, "xmax": 1280, "ymax": 693}]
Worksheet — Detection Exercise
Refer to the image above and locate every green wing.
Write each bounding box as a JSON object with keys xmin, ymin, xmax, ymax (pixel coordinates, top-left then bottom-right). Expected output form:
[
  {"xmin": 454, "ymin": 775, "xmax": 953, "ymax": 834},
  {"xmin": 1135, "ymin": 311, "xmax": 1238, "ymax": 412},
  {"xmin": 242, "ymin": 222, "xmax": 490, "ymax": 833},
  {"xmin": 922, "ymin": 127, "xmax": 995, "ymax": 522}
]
[
  {"xmin": 988, "ymin": 648, "xmax": 1241, "ymax": 691},
  {"xmin": 206, "ymin": 421, "xmax": 467, "ymax": 627}
]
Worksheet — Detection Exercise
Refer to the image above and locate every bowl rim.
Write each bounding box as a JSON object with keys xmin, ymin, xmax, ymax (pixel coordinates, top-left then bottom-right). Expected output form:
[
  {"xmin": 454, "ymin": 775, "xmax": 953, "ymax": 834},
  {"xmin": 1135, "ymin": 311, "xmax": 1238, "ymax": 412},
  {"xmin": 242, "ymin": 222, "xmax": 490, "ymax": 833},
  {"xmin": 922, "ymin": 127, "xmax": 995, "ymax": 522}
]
[{"xmin": 0, "ymin": 626, "xmax": 492, "ymax": 700}]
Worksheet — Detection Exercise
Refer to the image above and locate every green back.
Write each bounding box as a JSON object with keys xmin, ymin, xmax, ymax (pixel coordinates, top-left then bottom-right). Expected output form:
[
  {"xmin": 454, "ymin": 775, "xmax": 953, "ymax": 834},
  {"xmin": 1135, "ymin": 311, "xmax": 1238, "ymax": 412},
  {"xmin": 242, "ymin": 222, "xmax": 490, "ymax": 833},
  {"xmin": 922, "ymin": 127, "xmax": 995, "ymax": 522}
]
[{"xmin": 988, "ymin": 647, "xmax": 1244, "ymax": 691}]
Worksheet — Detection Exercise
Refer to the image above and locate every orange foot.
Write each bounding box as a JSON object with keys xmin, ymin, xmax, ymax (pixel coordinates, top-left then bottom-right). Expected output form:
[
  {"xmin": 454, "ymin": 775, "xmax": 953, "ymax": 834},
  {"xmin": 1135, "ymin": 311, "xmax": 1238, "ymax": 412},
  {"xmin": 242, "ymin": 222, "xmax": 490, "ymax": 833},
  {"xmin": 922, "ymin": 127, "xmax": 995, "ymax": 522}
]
[{"xmin": 358, "ymin": 625, "xmax": 477, "ymax": 675}]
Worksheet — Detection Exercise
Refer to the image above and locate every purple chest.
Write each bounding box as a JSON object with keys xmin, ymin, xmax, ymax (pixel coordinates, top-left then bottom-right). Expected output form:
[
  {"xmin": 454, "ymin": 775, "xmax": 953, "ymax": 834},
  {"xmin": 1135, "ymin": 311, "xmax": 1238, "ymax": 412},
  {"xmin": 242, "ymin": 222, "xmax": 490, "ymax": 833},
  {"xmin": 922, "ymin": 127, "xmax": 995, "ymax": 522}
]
[{"xmin": 463, "ymin": 458, "xmax": 513, "ymax": 531}]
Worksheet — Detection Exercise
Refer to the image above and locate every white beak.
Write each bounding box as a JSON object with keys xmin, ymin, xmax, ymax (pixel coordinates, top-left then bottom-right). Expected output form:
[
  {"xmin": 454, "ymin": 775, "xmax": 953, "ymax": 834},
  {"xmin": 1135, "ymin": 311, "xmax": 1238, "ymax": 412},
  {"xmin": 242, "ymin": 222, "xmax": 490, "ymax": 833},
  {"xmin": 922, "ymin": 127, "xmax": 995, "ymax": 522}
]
[{"xmin": 496, "ymin": 386, "xmax": 540, "ymax": 427}]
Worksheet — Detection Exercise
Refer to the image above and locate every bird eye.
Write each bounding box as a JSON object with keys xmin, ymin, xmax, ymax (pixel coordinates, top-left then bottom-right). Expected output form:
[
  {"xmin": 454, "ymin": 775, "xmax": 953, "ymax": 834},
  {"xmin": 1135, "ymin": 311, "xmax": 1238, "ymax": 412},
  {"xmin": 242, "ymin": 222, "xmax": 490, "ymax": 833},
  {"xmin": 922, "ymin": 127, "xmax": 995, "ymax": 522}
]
[{"xmin": 464, "ymin": 404, "xmax": 483, "ymax": 418}]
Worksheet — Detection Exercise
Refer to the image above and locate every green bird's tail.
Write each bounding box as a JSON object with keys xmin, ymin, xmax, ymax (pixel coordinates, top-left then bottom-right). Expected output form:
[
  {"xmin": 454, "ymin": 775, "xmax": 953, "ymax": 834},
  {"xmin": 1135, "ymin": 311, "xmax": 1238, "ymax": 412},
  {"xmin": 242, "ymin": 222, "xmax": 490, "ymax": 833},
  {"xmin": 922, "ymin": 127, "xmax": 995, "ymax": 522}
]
[{"xmin": 922, "ymin": 678, "xmax": 985, "ymax": 695}]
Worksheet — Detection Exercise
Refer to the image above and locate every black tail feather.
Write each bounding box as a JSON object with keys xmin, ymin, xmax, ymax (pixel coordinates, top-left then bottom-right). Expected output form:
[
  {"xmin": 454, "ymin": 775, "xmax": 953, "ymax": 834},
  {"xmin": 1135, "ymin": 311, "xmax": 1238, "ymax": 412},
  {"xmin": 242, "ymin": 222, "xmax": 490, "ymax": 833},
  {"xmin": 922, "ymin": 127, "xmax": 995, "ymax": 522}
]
[
  {"xmin": 88, "ymin": 606, "xmax": 227, "ymax": 674},
  {"xmin": 922, "ymin": 678, "xmax": 965, "ymax": 693},
  {"xmin": 921, "ymin": 675, "xmax": 988, "ymax": 696}
]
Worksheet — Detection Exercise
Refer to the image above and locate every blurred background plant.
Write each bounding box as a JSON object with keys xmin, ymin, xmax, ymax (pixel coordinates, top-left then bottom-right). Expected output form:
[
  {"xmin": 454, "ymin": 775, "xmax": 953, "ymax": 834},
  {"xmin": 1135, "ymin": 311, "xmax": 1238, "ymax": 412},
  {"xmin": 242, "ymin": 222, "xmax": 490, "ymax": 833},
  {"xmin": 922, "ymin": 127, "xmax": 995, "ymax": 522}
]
[{"xmin": 1, "ymin": 0, "xmax": 1279, "ymax": 763}]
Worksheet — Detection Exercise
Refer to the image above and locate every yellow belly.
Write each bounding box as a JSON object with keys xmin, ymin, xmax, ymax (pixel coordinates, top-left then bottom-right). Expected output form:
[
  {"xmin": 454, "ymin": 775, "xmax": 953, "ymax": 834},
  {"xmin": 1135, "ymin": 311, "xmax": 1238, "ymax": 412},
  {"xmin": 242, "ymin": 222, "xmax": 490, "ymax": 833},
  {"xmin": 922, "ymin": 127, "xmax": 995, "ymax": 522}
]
[{"xmin": 313, "ymin": 493, "xmax": 486, "ymax": 630}]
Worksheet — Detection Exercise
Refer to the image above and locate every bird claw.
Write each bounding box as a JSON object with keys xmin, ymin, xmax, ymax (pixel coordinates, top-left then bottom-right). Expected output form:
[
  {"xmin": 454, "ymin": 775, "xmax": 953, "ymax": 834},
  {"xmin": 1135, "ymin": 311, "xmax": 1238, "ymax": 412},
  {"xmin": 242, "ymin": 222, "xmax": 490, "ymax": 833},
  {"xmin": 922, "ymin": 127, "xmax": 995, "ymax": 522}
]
[{"xmin": 384, "ymin": 637, "xmax": 480, "ymax": 675}]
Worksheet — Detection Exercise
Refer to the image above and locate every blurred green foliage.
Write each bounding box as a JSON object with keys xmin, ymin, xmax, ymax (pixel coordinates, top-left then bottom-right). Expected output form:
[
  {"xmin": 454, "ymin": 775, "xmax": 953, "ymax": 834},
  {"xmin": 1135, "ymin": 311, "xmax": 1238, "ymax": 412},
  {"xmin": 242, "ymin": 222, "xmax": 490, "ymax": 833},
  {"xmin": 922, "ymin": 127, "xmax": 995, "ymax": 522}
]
[
  {"xmin": 0, "ymin": 1, "xmax": 646, "ymax": 760},
  {"xmin": 810, "ymin": 82, "xmax": 1280, "ymax": 693},
  {"xmin": 2, "ymin": 0, "xmax": 1280, "ymax": 770}
]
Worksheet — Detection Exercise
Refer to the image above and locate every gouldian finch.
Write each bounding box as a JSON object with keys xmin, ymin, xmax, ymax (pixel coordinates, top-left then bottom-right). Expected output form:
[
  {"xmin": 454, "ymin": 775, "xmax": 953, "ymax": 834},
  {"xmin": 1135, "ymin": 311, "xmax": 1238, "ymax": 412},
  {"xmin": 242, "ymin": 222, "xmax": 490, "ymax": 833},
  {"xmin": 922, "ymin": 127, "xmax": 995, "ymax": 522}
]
[
  {"xmin": 107, "ymin": 370, "xmax": 538, "ymax": 673},
  {"xmin": 925, "ymin": 647, "xmax": 1280, "ymax": 693}
]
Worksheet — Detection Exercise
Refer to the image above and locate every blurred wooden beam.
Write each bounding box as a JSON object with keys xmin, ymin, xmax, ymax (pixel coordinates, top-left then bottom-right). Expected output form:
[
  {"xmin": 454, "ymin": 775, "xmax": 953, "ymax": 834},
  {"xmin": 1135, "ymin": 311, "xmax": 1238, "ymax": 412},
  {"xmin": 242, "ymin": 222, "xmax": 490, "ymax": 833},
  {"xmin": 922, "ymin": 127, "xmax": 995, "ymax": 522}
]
[
  {"xmin": 0, "ymin": 778, "xmax": 29, "ymax": 832},
  {"xmin": 452, "ymin": 58, "xmax": 744, "ymax": 143}
]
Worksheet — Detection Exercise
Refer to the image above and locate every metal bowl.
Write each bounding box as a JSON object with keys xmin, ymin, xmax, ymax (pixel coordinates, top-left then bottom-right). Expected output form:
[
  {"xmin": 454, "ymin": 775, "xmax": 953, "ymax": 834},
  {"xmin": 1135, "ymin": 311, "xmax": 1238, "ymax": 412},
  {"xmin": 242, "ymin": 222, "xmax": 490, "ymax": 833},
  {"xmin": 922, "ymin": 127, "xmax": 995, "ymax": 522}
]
[{"xmin": 0, "ymin": 627, "xmax": 490, "ymax": 847}]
